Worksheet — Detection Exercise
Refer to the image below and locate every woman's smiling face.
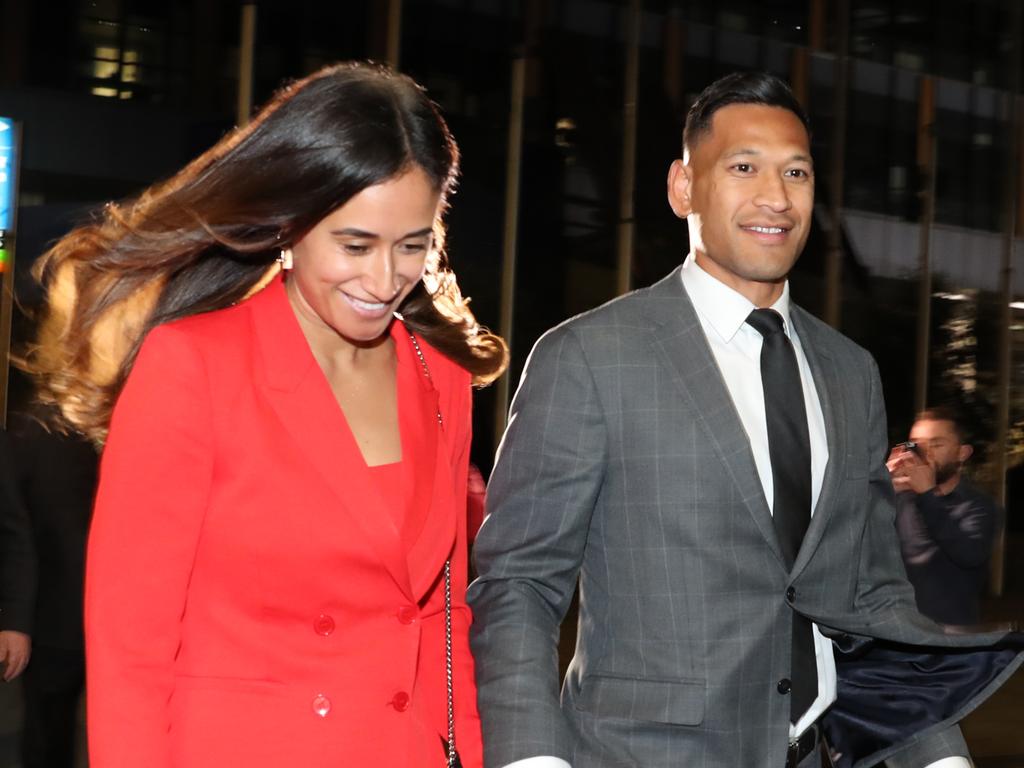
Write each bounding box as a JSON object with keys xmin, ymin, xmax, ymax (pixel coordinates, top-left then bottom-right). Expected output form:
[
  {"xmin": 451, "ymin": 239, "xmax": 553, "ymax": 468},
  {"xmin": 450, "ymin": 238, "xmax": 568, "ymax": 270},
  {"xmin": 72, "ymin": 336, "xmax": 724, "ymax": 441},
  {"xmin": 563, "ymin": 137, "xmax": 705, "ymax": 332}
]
[{"xmin": 286, "ymin": 166, "xmax": 441, "ymax": 345}]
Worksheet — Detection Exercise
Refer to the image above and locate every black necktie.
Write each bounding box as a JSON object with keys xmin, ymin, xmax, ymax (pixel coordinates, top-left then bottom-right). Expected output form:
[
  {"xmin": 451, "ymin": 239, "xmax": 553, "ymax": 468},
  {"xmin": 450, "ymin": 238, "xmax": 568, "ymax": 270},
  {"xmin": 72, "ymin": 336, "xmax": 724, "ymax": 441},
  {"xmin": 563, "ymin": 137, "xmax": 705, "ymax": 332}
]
[{"xmin": 745, "ymin": 308, "xmax": 817, "ymax": 725}]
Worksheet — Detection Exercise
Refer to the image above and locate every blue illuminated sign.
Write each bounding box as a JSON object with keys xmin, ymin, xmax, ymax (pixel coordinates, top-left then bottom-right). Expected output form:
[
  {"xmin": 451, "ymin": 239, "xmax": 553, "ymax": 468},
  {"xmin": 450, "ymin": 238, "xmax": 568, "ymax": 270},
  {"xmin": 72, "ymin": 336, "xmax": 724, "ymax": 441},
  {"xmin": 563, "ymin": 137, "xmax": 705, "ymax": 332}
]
[{"xmin": 0, "ymin": 118, "xmax": 15, "ymax": 232}]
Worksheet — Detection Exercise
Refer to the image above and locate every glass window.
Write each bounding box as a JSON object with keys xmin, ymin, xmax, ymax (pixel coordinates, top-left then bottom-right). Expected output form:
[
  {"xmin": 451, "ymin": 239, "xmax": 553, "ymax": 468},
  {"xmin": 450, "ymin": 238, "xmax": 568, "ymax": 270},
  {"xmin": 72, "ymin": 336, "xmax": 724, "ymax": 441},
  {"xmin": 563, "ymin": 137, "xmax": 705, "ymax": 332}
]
[
  {"xmin": 845, "ymin": 60, "xmax": 894, "ymax": 215},
  {"xmin": 77, "ymin": 0, "xmax": 190, "ymax": 103},
  {"xmin": 850, "ymin": 0, "xmax": 892, "ymax": 65},
  {"xmin": 933, "ymin": 0, "xmax": 972, "ymax": 82},
  {"xmin": 890, "ymin": 0, "xmax": 931, "ymax": 72}
]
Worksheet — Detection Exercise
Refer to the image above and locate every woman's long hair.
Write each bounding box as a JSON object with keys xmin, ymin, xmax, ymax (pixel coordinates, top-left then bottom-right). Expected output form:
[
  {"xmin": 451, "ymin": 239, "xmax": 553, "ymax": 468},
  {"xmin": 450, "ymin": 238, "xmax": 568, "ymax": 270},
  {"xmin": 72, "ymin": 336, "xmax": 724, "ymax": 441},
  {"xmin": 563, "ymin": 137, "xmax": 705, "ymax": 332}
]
[{"xmin": 22, "ymin": 62, "xmax": 507, "ymax": 443}]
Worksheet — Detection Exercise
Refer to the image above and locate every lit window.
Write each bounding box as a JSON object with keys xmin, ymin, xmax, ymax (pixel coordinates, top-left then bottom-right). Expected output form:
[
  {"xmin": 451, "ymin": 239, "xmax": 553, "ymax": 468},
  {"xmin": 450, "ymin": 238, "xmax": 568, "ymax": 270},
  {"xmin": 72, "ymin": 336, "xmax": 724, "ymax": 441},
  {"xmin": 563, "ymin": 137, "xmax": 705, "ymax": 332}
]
[{"xmin": 93, "ymin": 59, "xmax": 119, "ymax": 79}]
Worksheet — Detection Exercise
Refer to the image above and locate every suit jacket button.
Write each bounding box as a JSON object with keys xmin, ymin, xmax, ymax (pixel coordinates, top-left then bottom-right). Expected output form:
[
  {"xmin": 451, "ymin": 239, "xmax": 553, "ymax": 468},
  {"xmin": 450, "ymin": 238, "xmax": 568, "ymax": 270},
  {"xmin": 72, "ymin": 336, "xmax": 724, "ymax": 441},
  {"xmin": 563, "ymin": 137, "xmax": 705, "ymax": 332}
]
[
  {"xmin": 397, "ymin": 606, "xmax": 417, "ymax": 625},
  {"xmin": 391, "ymin": 691, "xmax": 411, "ymax": 712},
  {"xmin": 777, "ymin": 678, "xmax": 792, "ymax": 695},
  {"xmin": 312, "ymin": 694, "xmax": 332, "ymax": 717},
  {"xmin": 785, "ymin": 586, "xmax": 796, "ymax": 603},
  {"xmin": 314, "ymin": 614, "xmax": 335, "ymax": 636}
]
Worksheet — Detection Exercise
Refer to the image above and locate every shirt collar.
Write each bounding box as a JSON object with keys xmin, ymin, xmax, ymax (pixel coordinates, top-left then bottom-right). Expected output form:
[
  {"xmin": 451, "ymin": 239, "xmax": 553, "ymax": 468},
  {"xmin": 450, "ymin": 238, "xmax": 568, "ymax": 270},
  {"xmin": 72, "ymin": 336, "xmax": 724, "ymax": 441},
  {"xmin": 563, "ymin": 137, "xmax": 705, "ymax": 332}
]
[{"xmin": 680, "ymin": 253, "xmax": 792, "ymax": 343}]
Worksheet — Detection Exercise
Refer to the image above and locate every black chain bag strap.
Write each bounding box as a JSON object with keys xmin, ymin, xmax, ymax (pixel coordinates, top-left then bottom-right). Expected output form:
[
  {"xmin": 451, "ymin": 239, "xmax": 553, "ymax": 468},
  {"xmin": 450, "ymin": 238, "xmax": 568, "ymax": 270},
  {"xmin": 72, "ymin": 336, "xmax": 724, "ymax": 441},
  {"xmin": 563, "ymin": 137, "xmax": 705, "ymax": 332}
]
[{"xmin": 405, "ymin": 328, "xmax": 461, "ymax": 768}]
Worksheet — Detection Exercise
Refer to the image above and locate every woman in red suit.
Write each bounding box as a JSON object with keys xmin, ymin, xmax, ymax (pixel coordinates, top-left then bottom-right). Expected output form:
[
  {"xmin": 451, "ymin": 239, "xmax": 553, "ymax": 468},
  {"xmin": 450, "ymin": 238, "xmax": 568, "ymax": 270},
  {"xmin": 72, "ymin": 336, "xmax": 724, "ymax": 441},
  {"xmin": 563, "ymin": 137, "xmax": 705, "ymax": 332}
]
[{"xmin": 24, "ymin": 63, "xmax": 506, "ymax": 767}]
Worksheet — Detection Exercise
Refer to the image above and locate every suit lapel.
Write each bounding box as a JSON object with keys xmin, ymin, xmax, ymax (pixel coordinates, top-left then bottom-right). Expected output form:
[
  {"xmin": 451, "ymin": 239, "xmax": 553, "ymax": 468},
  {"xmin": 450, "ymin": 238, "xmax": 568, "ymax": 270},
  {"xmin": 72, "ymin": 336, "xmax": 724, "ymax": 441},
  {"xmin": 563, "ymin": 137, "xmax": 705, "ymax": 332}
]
[
  {"xmin": 248, "ymin": 278, "xmax": 415, "ymax": 601},
  {"xmin": 788, "ymin": 306, "xmax": 844, "ymax": 577},
  {"xmin": 643, "ymin": 268, "xmax": 787, "ymax": 568}
]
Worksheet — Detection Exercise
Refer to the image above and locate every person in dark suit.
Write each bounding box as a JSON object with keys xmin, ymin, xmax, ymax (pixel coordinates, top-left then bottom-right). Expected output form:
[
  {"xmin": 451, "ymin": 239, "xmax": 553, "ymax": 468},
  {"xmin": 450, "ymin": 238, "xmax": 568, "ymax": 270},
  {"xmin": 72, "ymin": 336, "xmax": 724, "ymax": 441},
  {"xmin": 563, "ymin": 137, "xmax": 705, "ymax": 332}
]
[
  {"xmin": 888, "ymin": 407, "xmax": 999, "ymax": 626},
  {"xmin": 0, "ymin": 427, "xmax": 35, "ymax": 685},
  {"xmin": 0, "ymin": 414, "xmax": 98, "ymax": 768},
  {"xmin": 468, "ymin": 72, "xmax": 1021, "ymax": 768}
]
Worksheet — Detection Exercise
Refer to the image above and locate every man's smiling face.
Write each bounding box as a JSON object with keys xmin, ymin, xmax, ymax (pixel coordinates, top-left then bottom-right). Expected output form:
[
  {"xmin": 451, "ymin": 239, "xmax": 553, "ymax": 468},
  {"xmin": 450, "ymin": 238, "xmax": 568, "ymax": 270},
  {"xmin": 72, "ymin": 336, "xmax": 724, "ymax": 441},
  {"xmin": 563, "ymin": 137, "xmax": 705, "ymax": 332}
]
[{"xmin": 669, "ymin": 103, "xmax": 814, "ymax": 305}]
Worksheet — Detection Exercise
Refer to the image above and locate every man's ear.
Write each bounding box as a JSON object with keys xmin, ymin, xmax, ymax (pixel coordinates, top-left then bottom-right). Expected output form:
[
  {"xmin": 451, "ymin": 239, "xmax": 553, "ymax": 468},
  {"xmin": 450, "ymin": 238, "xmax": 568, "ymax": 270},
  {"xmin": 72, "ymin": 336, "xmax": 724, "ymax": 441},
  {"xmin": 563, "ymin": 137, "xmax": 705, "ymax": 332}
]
[
  {"xmin": 958, "ymin": 444, "xmax": 973, "ymax": 463},
  {"xmin": 667, "ymin": 159, "xmax": 693, "ymax": 219}
]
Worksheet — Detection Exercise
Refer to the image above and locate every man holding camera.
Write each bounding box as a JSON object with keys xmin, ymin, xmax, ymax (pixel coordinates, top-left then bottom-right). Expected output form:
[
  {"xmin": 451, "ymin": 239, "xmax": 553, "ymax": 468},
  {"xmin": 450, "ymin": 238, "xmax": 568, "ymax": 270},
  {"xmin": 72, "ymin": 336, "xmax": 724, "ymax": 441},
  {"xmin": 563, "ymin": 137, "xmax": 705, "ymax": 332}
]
[{"xmin": 887, "ymin": 407, "xmax": 999, "ymax": 626}]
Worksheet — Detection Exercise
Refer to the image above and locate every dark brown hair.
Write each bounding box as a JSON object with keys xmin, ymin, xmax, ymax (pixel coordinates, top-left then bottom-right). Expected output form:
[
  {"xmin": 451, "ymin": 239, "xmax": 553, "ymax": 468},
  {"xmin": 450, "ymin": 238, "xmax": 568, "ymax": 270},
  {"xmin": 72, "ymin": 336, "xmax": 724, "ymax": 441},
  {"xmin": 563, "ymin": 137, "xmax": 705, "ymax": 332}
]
[{"xmin": 22, "ymin": 61, "xmax": 507, "ymax": 442}]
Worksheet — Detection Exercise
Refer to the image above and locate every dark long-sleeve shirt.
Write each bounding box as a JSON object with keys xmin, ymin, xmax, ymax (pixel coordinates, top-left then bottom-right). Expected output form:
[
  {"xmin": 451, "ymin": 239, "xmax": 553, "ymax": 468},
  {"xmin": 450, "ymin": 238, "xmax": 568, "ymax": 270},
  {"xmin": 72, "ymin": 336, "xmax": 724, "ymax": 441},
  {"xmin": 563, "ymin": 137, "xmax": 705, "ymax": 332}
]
[
  {"xmin": 0, "ymin": 415, "xmax": 98, "ymax": 647},
  {"xmin": 0, "ymin": 428, "xmax": 36, "ymax": 633},
  {"xmin": 895, "ymin": 480, "xmax": 998, "ymax": 625}
]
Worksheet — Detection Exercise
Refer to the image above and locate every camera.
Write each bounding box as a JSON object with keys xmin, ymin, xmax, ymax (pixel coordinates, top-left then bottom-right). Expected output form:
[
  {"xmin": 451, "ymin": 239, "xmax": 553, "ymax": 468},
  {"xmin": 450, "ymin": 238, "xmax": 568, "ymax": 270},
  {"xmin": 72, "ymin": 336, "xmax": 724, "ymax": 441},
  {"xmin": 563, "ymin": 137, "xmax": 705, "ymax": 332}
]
[{"xmin": 900, "ymin": 441, "xmax": 923, "ymax": 457}]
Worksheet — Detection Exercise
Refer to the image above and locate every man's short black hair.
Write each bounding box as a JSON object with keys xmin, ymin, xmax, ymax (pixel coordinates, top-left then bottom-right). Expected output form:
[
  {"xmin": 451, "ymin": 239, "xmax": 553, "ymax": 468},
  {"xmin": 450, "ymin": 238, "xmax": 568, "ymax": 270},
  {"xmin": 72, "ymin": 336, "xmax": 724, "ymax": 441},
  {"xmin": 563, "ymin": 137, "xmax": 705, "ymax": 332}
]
[
  {"xmin": 916, "ymin": 406, "xmax": 966, "ymax": 443},
  {"xmin": 683, "ymin": 71, "xmax": 811, "ymax": 155}
]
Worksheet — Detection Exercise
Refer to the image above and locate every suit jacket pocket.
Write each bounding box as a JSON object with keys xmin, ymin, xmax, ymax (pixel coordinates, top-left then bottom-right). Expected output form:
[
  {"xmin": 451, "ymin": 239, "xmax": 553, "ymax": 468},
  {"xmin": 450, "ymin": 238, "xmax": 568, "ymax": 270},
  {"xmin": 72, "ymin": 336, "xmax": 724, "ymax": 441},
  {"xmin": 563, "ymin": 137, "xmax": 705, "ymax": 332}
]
[{"xmin": 576, "ymin": 674, "xmax": 705, "ymax": 725}]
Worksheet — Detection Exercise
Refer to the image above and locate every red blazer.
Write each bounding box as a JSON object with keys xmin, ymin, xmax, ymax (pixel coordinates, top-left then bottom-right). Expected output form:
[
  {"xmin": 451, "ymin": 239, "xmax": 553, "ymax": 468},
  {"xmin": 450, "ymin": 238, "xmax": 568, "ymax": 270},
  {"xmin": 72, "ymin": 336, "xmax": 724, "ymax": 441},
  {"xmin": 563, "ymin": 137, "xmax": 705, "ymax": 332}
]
[{"xmin": 85, "ymin": 277, "xmax": 483, "ymax": 767}]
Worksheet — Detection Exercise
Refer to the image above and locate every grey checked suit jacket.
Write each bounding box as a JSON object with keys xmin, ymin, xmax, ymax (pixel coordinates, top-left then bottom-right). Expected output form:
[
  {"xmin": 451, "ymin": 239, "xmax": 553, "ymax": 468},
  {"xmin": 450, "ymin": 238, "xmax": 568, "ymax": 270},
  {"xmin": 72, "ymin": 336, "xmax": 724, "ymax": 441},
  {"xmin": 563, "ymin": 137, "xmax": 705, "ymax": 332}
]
[{"xmin": 468, "ymin": 267, "xmax": 1022, "ymax": 768}]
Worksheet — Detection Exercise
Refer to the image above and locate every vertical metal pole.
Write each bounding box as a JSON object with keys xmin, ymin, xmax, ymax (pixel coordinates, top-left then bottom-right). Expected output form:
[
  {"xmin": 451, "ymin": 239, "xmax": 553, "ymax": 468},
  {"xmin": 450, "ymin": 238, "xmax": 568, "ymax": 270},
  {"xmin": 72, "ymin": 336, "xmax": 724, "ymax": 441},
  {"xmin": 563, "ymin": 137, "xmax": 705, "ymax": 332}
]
[
  {"xmin": 385, "ymin": 0, "xmax": 402, "ymax": 68},
  {"xmin": 790, "ymin": 48, "xmax": 809, "ymax": 108},
  {"xmin": 616, "ymin": 0, "xmax": 641, "ymax": 295},
  {"xmin": 790, "ymin": 0, "xmax": 823, "ymax": 120},
  {"xmin": 991, "ymin": 1, "xmax": 1022, "ymax": 597},
  {"xmin": 0, "ymin": 121, "xmax": 22, "ymax": 429},
  {"xmin": 662, "ymin": 8, "xmax": 685, "ymax": 114},
  {"xmin": 913, "ymin": 76, "xmax": 937, "ymax": 414},
  {"xmin": 492, "ymin": 55, "xmax": 527, "ymax": 448},
  {"xmin": 824, "ymin": 0, "xmax": 850, "ymax": 328},
  {"xmin": 0, "ymin": 0, "xmax": 30, "ymax": 88},
  {"xmin": 808, "ymin": 0, "xmax": 826, "ymax": 51},
  {"xmin": 237, "ymin": 2, "xmax": 257, "ymax": 126}
]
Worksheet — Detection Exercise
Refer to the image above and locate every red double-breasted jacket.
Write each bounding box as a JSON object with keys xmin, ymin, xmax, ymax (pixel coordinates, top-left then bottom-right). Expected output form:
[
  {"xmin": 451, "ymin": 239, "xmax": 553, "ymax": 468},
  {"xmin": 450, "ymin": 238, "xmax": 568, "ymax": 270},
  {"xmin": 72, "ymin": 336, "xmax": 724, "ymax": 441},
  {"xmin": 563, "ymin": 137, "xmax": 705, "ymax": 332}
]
[{"xmin": 85, "ymin": 276, "xmax": 483, "ymax": 767}]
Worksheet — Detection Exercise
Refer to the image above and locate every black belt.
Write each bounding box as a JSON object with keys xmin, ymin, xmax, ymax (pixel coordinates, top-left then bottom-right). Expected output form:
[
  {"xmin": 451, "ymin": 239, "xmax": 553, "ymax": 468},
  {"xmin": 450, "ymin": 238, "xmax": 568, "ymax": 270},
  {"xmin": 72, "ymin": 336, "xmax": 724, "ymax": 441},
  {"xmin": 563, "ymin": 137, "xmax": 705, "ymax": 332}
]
[{"xmin": 785, "ymin": 722, "xmax": 821, "ymax": 768}]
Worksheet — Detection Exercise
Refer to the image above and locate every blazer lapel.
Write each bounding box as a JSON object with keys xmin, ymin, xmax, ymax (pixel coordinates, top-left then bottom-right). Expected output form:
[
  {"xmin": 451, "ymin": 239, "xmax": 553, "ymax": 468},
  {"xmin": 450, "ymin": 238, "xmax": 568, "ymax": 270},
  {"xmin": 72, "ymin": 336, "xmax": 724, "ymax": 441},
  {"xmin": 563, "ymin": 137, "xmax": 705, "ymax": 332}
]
[
  {"xmin": 643, "ymin": 268, "xmax": 787, "ymax": 568},
  {"xmin": 405, "ymin": 427, "xmax": 458, "ymax": 601},
  {"xmin": 789, "ymin": 306, "xmax": 844, "ymax": 577},
  {"xmin": 248, "ymin": 278, "xmax": 415, "ymax": 601},
  {"xmin": 392, "ymin": 328, "xmax": 457, "ymax": 601}
]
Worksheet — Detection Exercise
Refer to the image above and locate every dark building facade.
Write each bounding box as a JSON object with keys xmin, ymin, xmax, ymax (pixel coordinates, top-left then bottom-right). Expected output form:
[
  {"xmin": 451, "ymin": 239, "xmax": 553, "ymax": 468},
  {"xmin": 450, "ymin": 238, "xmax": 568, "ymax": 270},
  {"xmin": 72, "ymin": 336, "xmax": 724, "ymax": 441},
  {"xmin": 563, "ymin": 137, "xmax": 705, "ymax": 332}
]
[
  {"xmin": 0, "ymin": 0, "xmax": 1023, "ymax": 499},
  {"xmin": 1, "ymin": 2, "xmax": 1024, "ymax": 765}
]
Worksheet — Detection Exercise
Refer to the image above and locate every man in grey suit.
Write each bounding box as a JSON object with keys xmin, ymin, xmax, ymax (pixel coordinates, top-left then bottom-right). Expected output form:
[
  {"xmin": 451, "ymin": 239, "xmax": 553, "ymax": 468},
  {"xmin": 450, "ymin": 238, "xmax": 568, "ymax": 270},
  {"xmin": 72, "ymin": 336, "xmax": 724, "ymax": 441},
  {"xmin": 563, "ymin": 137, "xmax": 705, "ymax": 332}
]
[{"xmin": 468, "ymin": 72, "xmax": 1021, "ymax": 768}]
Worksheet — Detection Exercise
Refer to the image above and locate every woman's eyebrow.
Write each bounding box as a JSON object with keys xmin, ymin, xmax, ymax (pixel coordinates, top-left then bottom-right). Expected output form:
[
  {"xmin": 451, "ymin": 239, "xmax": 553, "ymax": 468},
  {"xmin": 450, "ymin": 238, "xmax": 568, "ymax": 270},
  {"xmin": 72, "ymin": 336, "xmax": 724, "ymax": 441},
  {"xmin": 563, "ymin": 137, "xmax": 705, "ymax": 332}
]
[{"xmin": 329, "ymin": 227, "xmax": 433, "ymax": 238}]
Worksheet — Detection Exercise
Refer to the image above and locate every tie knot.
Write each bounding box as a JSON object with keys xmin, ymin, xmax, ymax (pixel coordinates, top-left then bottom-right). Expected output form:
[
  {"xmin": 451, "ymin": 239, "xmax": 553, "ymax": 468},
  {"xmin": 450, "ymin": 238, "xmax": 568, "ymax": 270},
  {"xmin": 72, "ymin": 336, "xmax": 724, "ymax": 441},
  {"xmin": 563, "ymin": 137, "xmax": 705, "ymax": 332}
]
[{"xmin": 746, "ymin": 308, "xmax": 786, "ymax": 338}]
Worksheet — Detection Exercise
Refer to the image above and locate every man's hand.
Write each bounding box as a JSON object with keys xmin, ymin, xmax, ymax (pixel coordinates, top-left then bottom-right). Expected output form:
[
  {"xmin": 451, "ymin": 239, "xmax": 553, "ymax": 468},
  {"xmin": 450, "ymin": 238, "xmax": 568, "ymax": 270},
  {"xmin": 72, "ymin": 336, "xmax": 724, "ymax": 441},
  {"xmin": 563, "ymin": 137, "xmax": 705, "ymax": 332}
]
[
  {"xmin": 886, "ymin": 447, "xmax": 936, "ymax": 495},
  {"xmin": 0, "ymin": 630, "xmax": 31, "ymax": 681}
]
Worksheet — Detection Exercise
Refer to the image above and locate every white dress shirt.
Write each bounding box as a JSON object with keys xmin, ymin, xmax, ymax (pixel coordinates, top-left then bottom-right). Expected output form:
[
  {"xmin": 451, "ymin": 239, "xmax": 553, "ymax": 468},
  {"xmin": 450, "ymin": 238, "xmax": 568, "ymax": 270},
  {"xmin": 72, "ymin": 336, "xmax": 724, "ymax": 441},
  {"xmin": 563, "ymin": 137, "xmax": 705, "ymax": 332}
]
[
  {"xmin": 681, "ymin": 255, "xmax": 836, "ymax": 737},
  {"xmin": 501, "ymin": 256, "xmax": 968, "ymax": 768}
]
